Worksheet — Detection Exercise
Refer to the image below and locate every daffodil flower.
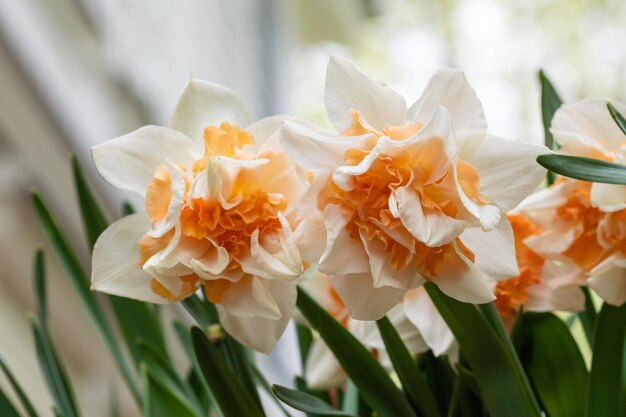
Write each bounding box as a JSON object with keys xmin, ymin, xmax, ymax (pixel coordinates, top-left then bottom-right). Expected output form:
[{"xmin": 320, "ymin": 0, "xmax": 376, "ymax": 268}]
[
  {"xmin": 521, "ymin": 98, "xmax": 626, "ymax": 305},
  {"xmin": 280, "ymin": 57, "xmax": 548, "ymax": 320},
  {"xmin": 91, "ymin": 79, "xmax": 309, "ymax": 352}
]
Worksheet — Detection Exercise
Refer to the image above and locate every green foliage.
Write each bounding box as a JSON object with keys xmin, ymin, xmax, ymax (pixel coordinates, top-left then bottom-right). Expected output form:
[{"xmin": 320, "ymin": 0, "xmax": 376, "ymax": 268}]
[
  {"xmin": 0, "ymin": 387, "xmax": 22, "ymax": 417},
  {"xmin": 424, "ymin": 283, "xmax": 542, "ymax": 417},
  {"xmin": 607, "ymin": 102, "xmax": 626, "ymax": 135},
  {"xmin": 586, "ymin": 303, "xmax": 626, "ymax": 417},
  {"xmin": 537, "ymin": 154, "xmax": 626, "ymax": 184},
  {"xmin": 295, "ymin": 287, "xmax": 417, "ymax": 417},
  {"xmin": 0, "ymin": 357, "xmax": 39, "ymax": 417},
  {"xmin": 191, "ymin": 327, "xmax": 266, "ymax": 417},
  {"xmin": 519, "ymin": 313, "xmax": 588, "ymax": 417},
  {"xmin": 539, "ymin": 69, "xmax": 563, "ymax": 185},
  {"xmin": 272, "ymin": 385, "xmax": 357, "ymax": 416}
]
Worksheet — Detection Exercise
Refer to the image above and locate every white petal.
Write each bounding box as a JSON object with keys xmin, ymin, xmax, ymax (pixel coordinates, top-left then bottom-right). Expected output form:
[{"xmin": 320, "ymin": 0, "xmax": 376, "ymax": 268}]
[
  {"xmin": 218, "ymin": 275, "xmax": 282, "ymax": 320},
  {"xmin": 91, "ymin": 213, "xmax": 168, "ymax": 304},
  {"xmin": 403, "ymin": 287, "xmax": 456, "ymax": 356},
  {"xmin": 325, "ymin": 56, "xmax": 407, "ymax": 131},
  {"xmin": 590, "ymin": 182, "xmax": 626, "ymax": 212},
  {"xmin": 333, "ymin": 273, "xmax": 406, "ymax": 320},
  {"xmin": 304, "ymin": 340, "xmax": 345, "ymax": 389},
  {"xmin": 407, "ymin": 69, "xmax": 487, "ymax": 158},
  {"xmin": 552, "ymin": 98, "xmax": 626, "ymax": 154},
  {"xmin": 588, "ymin": 255, "xmax": 626, "ymax": 306},
  {"xmin": 148, "ymin": 162, "xmax": 187, "ymax": 238},
  {"xmin": 92, "ymin": 125, "xmax": 197, "ymax": 195},
  {"xmin": 466, "ymin": 135, "xmax": 548, "ymax": 213},
  {"xmin": 190, "ymin": 243, "xmax": 230, "ymax": 279},
  {"xmin": 169, "ymin": 78, "xmax": 253, "ymax": 144},
  {"xmin": 217, "ymin": 280, "xmax": 296, "ymax": 353},
  {"xmin": 430, "ymin": 243, "xmax": 495, "ymax": 304},
  {"xmin": 460, "ymin": 218, "xmax": 519, "ymax": 282},
  {"xmin": 525, "ymin": 260, "xmax": 585, "ymax": 312},
  {"xmin": 280, "ymin": 120, "xmax": 375, "ymax": 171},
  {"xmin": 395, "ymin": 186, "xmax": 466, "ymax": 247},
  {"xmin": 318, "ymin": 204, "xmax": 370, "ymax": 276}
]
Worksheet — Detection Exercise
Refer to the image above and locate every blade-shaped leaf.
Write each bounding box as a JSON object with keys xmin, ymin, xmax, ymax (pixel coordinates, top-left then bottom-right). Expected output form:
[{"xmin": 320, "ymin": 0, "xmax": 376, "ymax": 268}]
[
  {"xmin": 539, "ymin": 70, "xmax": 563, "ymax": 185},
  {"xmin": 30, "ymin": 315, "xmax": 80, "ymax": 417},
  {"xmin": 519, "ymin": 313, "xmax": 588, "ymax": 417},
  {"xmin": 296, "ymin": 287, "xmax": 417, "ymax": 417},
  {"xmin": 72, "ymin": 155, "xmax": 168, "ymax": 368},
  {"xmin": 31, "ymin": 192, "xmax": 140, "ymax": 403},
  {"xmin": 537, "ymin": 154, "xmax": 626, "ymax": 185},
  {"xmin": 140, "ymin": 364, "xmax": 199, "ymax": 417},
  {"xmin": 0, "ymin": 357, "xmax": 39, "ymax": 417},
  {"xmin": 191, "ymin": 327, "xmax": 266, "ymax": 417},
  {"xmin": 608, "ymin": 102, "xmax": 626, "ymax": 135},
  {"xmin": 216, "ymin": 335, "xmax": 263, "ymax": 411},
  {"xmin": 586, "ymin": 303, "xmax": 626, "ymax": 417},
  {"xmin": 376, "ymin": 316, "xmax": 441, "ymax": 417},
  {"xmin": 272, "ymin": 385, "xmax": 357, "ymax": 417},
  {"xmin": 0, "ymin": 388, "xmax": 21, "ymax": 417},
  {"xmin": 578, "ymin": 287, "xmax": 597, "ymax": 346},
  {"xmin": 419, "ymin": 352, "xmax": 456, "ymax": 416},
  {"xmin": 424, "ymin": 283, "xmax": 542, "ymax": 417}
]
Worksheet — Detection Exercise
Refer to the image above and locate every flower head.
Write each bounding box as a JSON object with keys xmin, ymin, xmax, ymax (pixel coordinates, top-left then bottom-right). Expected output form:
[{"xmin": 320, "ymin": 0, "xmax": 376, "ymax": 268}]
[
  {"xmin": 91, "ymin": 79, "xmax": 308, "ymax": 352},
  {"xmin": 521, "ymin": 98, "xmax": 626, "ymax": 305},
  {"xmin": 281, "ymin": 57, "xmax": 547, "ymax": 319}
]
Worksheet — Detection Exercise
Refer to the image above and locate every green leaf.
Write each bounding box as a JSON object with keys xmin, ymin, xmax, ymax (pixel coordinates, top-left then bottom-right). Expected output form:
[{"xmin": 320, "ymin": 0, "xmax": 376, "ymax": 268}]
[
  {"xmin": 140, "ymin": 364, "xmax": 199, "ymax": 417},
  {"xmin": 376, "ymin": 316, "xmax": 441, "ymax": 417},
  {"xmin": 0, "ymin": 388, "xmax": 22, "ymax": 417},
  {"xmin": 608, "ymin": 102, "xmax": 626, "ymax": 135},
  {"xmin": 296, "ymin": 323, "xmax": 314, "ymax": 369},
  {"xmin": 537, "ymin": 154, "xmax": 626, "ymax": 185},
  {"xmin": 0, "ymin": 357, "xmax": 39, "ymax": 417},
  {"xmin": 72, "ymin": 155, "xmax": 168, "ymax": 369},
  {"xmin": 419, "ymin": 351, "xmax": 456, "ymax": 416},
  {"xmin": 216, "ymin": 335, "xmax": 263, "ymax": 411},
  {"xmin": 191, "ymin": 327, "xmax": 266, "ymax": 417},
  {"xmin": 30, "ymin": 192, "xmax": 140, "ymax": 403},
  {"xmin": 578, "ymin": 287, "xmax": 597, "ymax": 346},
  {"xmin": 71, "ymin": 155, "xmax": 108, "ymax": 249},
  {"xmin": 519, "ymin": 313, "xmax": 588, "ymax": 417},
  {"xmin": 424, "ymin": 283, "xmax": 541, "ymax": 417},
  {"xmin": 251, "ymin": 366, "xmax": 293, "ymax": 417},
  {"xmin": 296, "ymin": 287, "xmax": 417, "ymax": 417},
  {"xmin": 586, "ymin": 303, "xmax": 626, "ymax": 417},
  {"xmin": 539, "ymin": 70, "xmax": 563, "ymax": 185},
  {"xmin": 272, "ymin": 385, "xmax": 357, "ymax": 417},
  {"xmin": 30, "ymin": 315, "xmax": 80, "ymax": 417}
]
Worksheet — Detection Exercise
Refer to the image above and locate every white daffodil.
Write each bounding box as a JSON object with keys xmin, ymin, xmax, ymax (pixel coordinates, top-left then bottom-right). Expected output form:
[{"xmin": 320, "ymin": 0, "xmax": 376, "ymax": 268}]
[
  {"xmin": 280, "ymin": 56, "xmax": 547, "ymax": 320},
  {"xmin": 524, "ymin": 98, "xmax": 626, "ymax": 306},
  {"xmin": 91, "ymin": 78, "xmax": 310, "ymax": 353},
  {"xmin": 300, "ymin": 273, "xmax": 429, "ymax": 390}
]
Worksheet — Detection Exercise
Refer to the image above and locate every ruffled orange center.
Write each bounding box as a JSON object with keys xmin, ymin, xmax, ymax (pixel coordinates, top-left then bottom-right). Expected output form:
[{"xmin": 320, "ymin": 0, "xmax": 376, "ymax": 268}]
[
  {"xmin": 495, "ymin": 213, "xmax": 543, "ymax": 319},
  {"xmin": 323, "ymin": 112, "xmax": 482, "ymax": 281},
  {"xmin": 554, "ymin": 181, "xmax": 610, "ymax": 271},
  {"xmin": 138, "ymin": 123, "xmax": 286, "ymax": 302}
]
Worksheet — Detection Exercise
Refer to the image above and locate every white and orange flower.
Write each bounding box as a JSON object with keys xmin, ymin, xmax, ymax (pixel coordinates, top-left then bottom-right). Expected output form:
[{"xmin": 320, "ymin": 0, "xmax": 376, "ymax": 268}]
[
  {"xmin": 91, "ymin": 79, "xmax": 310, "ymax": 352},
  {"xmin": 521, "ymin": 98, "xmax": 626, "ymax": 306},
  {"xmin": 280, "ymin": 57, "xmax": 548, "ymax": 320}
]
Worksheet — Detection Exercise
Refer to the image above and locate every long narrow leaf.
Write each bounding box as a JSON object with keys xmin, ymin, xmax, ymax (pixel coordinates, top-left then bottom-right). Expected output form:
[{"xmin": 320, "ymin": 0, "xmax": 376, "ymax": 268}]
[
  {"xmin": 0, "ymin": 357, "xmax": 39, "ymax": 417},
  {"xmin": 0, "ymin": 387, "xmax": 21, "ymax": 417},
  {"xmin": 537, "ymin": 154, "xmax": 626, "ymax": 185},
  {"xmin": 140, "ymin": 364, "xmax": 199, "ymax": 417},
  {"xmin": 191, "ymin": 327, "xmax": 266, "ymax": 417},
  {"xmin": 424, "ymin": 283, "xmax": 542, "ymax": 417},
  {"xmin": 30, "ymin": 315, "xmax": 80, "ymax": 417},
  {"xmin": 376, "ymin": 316, "xmax": 441, "ymax": 417},
  {"xmin": 296, "ymin": 287, "xmax": 416, "ymax": 417},
  {"xmin": 608, "ymin": 102, "xmax": 626, "ymax": 135},
  {"xmin": 539, "ymin": 70, "xmax": 563, "ymax": 185},
  {"xmin": 586, "ymin": 303, "xmax": 626, "ymax": 417},
  {"xmin": 30, "ymin": 192, "xmax": 140, "ymax": 403},
  {"xmin": 520, "ymin": 313, "xmax": 588, "ymax": 417},
  {"xmin": 272, "ymin": 385, "xmax": 357, "ymax": 417},
  {"xmin": 578, "ymin": 287, "xmax": 597, "ymax": 346}
]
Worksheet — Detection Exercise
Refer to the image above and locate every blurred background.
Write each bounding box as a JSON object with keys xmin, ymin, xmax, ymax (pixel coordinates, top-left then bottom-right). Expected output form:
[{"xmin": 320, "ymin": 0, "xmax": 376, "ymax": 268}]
[{"xmin": 1, "ymin": 0, "xmax": 625, "ymax": 416}]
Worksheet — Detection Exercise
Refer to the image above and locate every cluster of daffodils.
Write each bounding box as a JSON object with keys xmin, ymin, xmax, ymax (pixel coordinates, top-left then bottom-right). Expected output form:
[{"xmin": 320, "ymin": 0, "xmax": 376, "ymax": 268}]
[{"xmin": 90, "ymin": 56, "xmax": 620, "ymax": 361}]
